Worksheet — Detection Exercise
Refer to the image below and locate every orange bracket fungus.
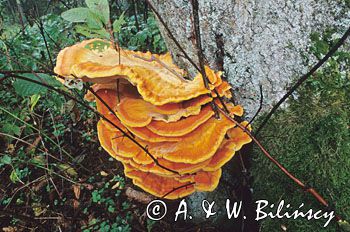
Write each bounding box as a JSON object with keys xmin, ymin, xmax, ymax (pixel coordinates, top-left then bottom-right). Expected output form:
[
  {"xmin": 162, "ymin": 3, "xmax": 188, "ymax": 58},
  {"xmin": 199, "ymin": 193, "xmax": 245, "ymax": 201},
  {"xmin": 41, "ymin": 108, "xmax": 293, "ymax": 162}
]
[{"xmin": 54, "ymin": 39, "xmax": 252, "ymax": 199}]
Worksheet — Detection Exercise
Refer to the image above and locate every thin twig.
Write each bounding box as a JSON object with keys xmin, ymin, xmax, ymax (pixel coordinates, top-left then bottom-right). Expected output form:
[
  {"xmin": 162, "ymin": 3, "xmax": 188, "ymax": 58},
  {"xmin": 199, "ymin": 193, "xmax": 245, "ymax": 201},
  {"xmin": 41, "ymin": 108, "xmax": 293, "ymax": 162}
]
[
  {"xmin": 48, "ymin": 109, "xmax": 63, "ymax": 158},
  {"xmin": 161, "ymin": 182, "xmax": 195, "ymax": 198},
  {"xmin": 43, "ymin": 27, "xmax": 62, "ymax": 50},
  {"xmin": 218, "ymin": 107, "xmax": 342, "ymax": 222},
  {"xmin": 144, "ymin": 0, "xmax": 201, "ymax": 72},
  {"xmin": 116, "ymin": 79, "xmax": 121, "ymax": 103},
  {"xmin": 247, "ymin": 85, "xmax": 263, "ymax": 126},
  {"xmin": 1, "ymin": 67, "xmax": 180, "ymax": 174},
  {"xmin": 0, "ymin": 132, "xmax": 46, "ymax": 153},
  {"xmin": 3, "ymin": 73, "xmax": 180, "ymax": 176},
  {"xmin": 0, "ymin": 106, "xmax": 76, "ymax": 163},
  {"xmin": 132, "ymin": 0, "xmax": 140, "ymax": 31},
  {"xmin": 106, "ymin": 9, "xmax": 121, "ymax": 64},
  {"xmin": 4, "ymin": 176, "xmax": 46, "ymax": 209},
  {"xmin": 190, "ymin": 0, "xmax": 208, "ymax": 88},
  {"xmin": 213, "ymin": 88, "xmax": 230, "ymax": 114},
  {"xmin": 33, "ymin": 10, "xmax": 54, "ymax": 69},
  {"xmin": 85, "ymin": 85, "xmax": 136, "ymax": 140},
  {"xmin": 0, "ymin": 209, "xmax": 47, "ymax": 230},
  {"xmin": 0, "ymin": 132, "xmax": 76, "ymax": 169},
  {"xmin": 189, "ymin": 0, "xmax": 221, "ymax": 118},
  {"xmin": 0, "ymin": 69, "xmax": 51, "ymax": 74}
]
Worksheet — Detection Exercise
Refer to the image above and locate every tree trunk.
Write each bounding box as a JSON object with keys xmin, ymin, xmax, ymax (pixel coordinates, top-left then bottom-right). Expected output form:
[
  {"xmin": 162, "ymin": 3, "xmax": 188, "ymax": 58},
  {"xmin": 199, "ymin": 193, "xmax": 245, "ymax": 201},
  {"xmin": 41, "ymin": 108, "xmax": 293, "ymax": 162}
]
[
  {"xmin": 149, "ymin": 0, "xmax": 349, "ymax": 118},
  {"xmin": 148, "ymin": 1, "xmax": 349, "ymax": 230}
]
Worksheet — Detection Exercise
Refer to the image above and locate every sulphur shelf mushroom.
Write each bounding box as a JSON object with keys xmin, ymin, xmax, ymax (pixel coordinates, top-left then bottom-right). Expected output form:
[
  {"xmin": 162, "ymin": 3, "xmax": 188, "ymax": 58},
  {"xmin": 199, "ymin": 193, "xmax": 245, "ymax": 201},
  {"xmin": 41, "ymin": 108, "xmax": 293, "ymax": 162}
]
[{"xmin": 54, "ymin": 39, "xmax": 252, "ymax": 199}]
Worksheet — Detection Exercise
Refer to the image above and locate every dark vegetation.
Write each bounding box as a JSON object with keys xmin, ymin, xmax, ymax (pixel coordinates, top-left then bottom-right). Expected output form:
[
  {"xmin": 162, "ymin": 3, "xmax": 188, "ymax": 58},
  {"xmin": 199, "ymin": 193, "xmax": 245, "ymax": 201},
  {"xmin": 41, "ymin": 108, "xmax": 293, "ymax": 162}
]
[
  {"xmin": 252, "ymin": 28, "xmax": 350, "ymax": 231},
  {"xmin": 0, "ymin": 0, "xmax": 165, "ymax": 231},
  {"xmin": 0, "ymin": 0, "xmax": 349, "ymax": 231}
]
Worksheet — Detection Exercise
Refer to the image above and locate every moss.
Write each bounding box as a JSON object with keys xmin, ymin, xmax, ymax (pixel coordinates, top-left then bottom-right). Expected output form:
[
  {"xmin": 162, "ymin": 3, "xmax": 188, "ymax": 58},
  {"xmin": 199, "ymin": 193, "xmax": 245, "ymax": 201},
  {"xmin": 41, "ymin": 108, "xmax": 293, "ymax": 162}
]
[{"xmin": 251, "ymin": 28, "xmax": 350, "ymax": 231}]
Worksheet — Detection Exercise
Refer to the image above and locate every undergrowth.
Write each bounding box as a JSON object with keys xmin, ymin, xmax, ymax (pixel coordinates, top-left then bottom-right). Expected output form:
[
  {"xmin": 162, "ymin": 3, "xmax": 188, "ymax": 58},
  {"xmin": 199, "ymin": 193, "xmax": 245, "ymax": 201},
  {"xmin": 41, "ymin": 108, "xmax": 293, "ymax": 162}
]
[
  {"xmin": 252, "ymin": 28, "xmax": 350, "ymax": 231},
  {"xmin": 0, "ymin": 1, "xmax": 165, "ymax": 231}
]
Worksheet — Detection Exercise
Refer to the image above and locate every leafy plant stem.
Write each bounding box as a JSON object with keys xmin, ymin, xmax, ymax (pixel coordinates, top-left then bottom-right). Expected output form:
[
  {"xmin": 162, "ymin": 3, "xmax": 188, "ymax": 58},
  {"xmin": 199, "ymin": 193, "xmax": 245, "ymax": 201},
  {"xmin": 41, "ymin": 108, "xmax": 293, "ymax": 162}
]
[{"xmin": 0, "ymin": 106, "xmax": 76, "ymax": 164}]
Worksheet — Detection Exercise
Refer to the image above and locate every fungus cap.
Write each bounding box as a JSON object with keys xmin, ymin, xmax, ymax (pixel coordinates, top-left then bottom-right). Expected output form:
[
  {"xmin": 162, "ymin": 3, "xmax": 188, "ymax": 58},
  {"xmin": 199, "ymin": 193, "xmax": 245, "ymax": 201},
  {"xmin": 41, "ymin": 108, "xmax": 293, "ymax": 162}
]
[
  {"xmin": 55, "ymin": 39, "xmax": 224, "ymax": 105},
  {"xmin": 59, "ymin": 39, "xmax": 253, "ymax": 199}
]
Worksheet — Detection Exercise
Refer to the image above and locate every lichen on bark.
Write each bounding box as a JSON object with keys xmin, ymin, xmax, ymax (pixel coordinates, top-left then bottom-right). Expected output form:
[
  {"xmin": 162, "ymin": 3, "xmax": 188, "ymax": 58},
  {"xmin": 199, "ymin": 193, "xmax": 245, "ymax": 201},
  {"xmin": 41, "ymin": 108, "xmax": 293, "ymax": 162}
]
[{"xmin": 149, "ymin": 0, "xmax": 350, "ymax": 118}]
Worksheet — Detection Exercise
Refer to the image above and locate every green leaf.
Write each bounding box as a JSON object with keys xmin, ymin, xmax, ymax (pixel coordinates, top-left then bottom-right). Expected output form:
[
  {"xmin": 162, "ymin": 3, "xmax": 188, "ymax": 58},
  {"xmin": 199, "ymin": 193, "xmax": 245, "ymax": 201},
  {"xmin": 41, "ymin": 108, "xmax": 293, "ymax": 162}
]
[
  {"xmin": 31, "ymin": 155, "xmax": 46, "ymax": 166},
  {"xmin": 85, "ymin": 0, "xmax": 110, "ymax": 24},
  {"xmin": 30, "ymin": 94, "xmax": 41, "ymax": 111},
  {"xmin": 315, "ymin": 40, "xmax": 329, "ymax": 55},
  {"xmin": 1, "ymin": 155, "xmax": 12, "ymax": 165},
  {"xmin": 10, "ymin": 169, "xmax": 20, "ymax": 183},
  {"xmin": 2, "ymin": 123, "xmax": 21, "ymax": 136},
  {"xmin": 61, "ymin": 99, "xmax": 76, "ymax": 114},
  {"xmin": 112, "ymin": 12, "xmax": 126, "ymax": 33},
  {"xmin": 107, "ymin": 205, "xmax": 115, "ymax": 213},
  {"xmin": 13, "ymin": 73, "xmax": 60, "ymax": 97},
  {"xmin": 61, "ymin": 7, "xmax": 90, "ymax": 22},
  {"xmin": 76, "ymin": 24, "xmax": 109, "ymax": 39},
  {"xmin": 91, "ymin": 190, "xmax": 101, "ymax": 203},
  {"xmin": 86, "ymin": 11, "xmax": 104, "ymax": 30},
  {"xmin": 57, "ymin": 163, "xmax": 78, "ymax": 177},
  {"xmin": 13, "ymin": 73, "xmax": 52, "ymax": 97},
  {"xmin": 75, "ymin": 25, "xmax": 96, "ymax": 38},
  {"xmin": 32, "ymin": 202, "xmax": 45, "ymax": 216},
  {"xmin": 84, "ymin": 40, "xmax": 110, "ymax": 52},
  {"xmin": 90, "ymin": 29, "xmax": 110, "ymax": 39},
  {"xmin": 13, "ymin": 74, "xmax": 47, "ymax": 97}
]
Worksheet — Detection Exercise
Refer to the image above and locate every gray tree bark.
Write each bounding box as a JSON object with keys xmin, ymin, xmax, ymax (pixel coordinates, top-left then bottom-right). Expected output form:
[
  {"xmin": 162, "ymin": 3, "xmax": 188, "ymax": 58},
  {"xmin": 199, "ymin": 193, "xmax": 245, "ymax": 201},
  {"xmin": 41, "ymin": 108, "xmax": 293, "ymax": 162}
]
[
  {"xmin": 149, "ymin": 0, "xmax": 349, "ymax": 118},
  {"xmin": 147, "ymin": 0, "xmax": 349, "ymax": 227}
]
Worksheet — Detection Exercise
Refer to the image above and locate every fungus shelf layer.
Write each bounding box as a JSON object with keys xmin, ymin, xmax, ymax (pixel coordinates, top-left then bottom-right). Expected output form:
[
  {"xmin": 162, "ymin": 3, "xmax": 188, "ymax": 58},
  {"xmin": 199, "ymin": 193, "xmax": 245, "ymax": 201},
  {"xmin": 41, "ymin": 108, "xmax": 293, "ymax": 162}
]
[{"xmin": 55, "ymin": 39, "xmax": 252, "ymax": 199}]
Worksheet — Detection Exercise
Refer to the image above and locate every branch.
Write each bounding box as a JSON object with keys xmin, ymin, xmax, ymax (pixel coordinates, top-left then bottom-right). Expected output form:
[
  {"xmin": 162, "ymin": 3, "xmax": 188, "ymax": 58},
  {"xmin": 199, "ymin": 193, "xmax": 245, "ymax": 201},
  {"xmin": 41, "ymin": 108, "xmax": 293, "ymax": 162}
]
[
  {"xmin": 0, "ymin": 62, "xmax": 181, "ymax": 175},
  {"xmin": 33, "ymin": 9, "xmax": 54, "ymax": 69},
  {"xmin": 1, "ymin": 72, "xmax": 180, "ymax": 176},
  {"xmin": 218, "ymin": 107, "xmax": 342, "ymax": 222},
  {"xmin": 247, "ymin": 85, "xmax": 263, "ymax": 126},
  {"xmin": 144, "ymin": 0, "xmax": 201, "ymax": 73},
  {"xmin": 0, "ymin": 209, "xmax": 47, "ymax": 230},
  {"xmin": 161, "ymin": 182, "xmax": 195, "ymax": 198},
  {"xmin": 190, "ymin": 0, "xmax": 208, "ymax": 88},
  {"xmin": 189, "ymin": 0, "xmax": 221, "ymax": 118}
]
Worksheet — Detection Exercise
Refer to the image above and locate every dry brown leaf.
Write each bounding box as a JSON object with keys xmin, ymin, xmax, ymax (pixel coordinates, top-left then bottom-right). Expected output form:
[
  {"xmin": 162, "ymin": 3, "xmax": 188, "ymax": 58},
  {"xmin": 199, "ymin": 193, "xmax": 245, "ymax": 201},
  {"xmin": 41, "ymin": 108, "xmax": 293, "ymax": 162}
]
[
  {"xmin": 2, "ymin": 227, "xmax": 17, "ymax": 232},
  {"xmin": 6, "ymin": 144, "xmax": 14, "ymax": 153},
  {"xmin": 281, "ymin": 224, "xmax": 287, "ymax": 231},
  {"xmin": 111, "ymin": 182, "xmax": 120, "ymax": 190},
  {"xmin": 33, "ymin": 178, "xmax": 48, "ymax": 192},
  {"xmin": 100, "ymin": 171, "xmax": 108, "ymax": 176},
  {"xmin": 72, "ymin": 199, "xmax": 80, "ymax": 209},
  {"xmin": 73, "ymin": 184, "xmax": 81, "ymax": 199},
  {"xmin": 25, "ymin": 136, "xmax": 41, "ymax": 153},
  {"xmin": 125, "ymin": 187, "xmax": 155, "ymax": 204}
]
